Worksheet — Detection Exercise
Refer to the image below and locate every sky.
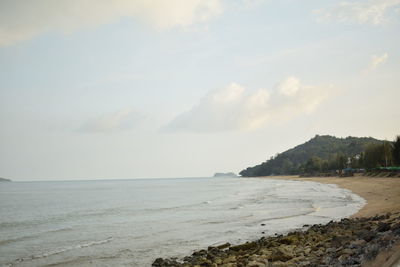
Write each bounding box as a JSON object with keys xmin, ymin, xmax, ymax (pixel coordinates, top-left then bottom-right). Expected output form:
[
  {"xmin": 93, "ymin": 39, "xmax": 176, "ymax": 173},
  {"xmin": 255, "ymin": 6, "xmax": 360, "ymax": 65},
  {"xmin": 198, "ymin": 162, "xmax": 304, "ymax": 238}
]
[{"xmin": 0, "ymin": 0, "xmax": 399, "ymax": 181}]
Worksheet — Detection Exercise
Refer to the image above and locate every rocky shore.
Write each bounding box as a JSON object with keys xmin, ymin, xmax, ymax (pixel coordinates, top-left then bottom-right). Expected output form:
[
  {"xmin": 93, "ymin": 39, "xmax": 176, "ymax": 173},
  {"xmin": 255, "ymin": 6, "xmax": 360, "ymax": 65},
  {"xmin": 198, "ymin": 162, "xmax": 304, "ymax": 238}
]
[{"xmin": 153, "ymin": 212, "xmax": 400, "ymax": 267}]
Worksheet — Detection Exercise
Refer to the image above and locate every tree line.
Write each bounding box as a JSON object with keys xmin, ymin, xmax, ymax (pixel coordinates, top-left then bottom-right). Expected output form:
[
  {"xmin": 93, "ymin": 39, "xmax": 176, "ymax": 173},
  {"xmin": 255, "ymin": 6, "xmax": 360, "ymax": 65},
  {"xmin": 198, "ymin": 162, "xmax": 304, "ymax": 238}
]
[{"xmin": 300, "ymin": 136, "xmax": 400, "ymax": 174}]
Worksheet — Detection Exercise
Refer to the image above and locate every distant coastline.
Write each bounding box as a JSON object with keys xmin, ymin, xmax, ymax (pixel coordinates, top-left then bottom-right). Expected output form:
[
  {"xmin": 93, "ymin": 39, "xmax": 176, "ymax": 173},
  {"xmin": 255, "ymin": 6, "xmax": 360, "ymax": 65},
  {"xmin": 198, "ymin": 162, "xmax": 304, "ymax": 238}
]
[
  {"xmin": 0, "ymin": 177, "xmax": 11, "ymax": 182},
  {"xmin": 213, "ymin": 172, "xmax": 238, "ymax": 177}
]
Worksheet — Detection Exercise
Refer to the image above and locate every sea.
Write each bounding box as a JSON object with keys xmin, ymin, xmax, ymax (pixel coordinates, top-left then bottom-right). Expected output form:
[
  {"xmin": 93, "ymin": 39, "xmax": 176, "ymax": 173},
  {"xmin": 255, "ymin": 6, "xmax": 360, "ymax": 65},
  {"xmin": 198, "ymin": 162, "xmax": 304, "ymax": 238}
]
[{"xmin": 0, "ymin": 177, "xmax": 366, "ymax": 267}]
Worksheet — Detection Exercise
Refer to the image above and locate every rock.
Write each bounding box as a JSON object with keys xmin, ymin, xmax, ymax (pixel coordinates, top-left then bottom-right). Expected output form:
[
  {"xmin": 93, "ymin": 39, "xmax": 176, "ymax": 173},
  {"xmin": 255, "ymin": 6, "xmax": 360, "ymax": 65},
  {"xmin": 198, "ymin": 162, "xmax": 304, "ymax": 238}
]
[
  {"xmin": 192, "ymin": 250, "xmax": 207, "ymax": 257},
  {"xmin": 330, "ymin": 235, "xmax": 348, "ymax": 247},
  {"xmin": 222, "ymin": 255, "xmax": 236, "ymax": 264},
  {"xmin": 259, "ymin": 248, "xmax": 272, "ymax": 257},
  {"xmin": 297, "ymin": 260, "xmax": 311, "ymax": 266},
  {"xmin": 289, "ymin": 255, "xmax": 305, "ymax": 263},
  {"xmin": 277, "ymin": 236, "xmax": 297, "ymax": 245},
  {"xmin": 230, "ymin": 242, "xmax": 257, "ymax": 251},
  {"xmin": 314, "ymin": 248, "xmax": 325, "ymax": 256},
  {"xmin": 363, "ymin": 244, "xmax": 380, "ymax": 261},
  {"xmin": 393, "ymin": 228, "xmax": 400, "ymax": 236},
  {"xmin": 376, "ymin": 222, "xmax": 391, "ymax": 232},
  {"xmin": 270, "ymin": 261, "xmax": 287, "ymax": 267},
  {"xmin": 152, "ymin": 258, "xmax": 180, "ymax": 267},
  {"xmin": 338, "ymin": 254, "xmax": 350, "ymax": 264},
  {"xmin": 217, "ymin": 243, "xmax": 231, "ymax": 250},
  {"xmin": 325, "ymin": 247, "xmax": 335, "ymax": 253},
  {"xmin": 152, "ymin": 213, "xmax": 400, "ymax": 267},
  {"xmin": 340, "ymin": 248, "xmax": 354, "ymax": 255},
  {"xmin": 358, "ymin": 229, "xmax": 376, "ymax": 242},
  {"xmin": 392, "ymin": 222, "xmax": 400, "ymax": 230},
  {"xmin": 349, "ymin": 239, "xmax": 366, "ymax": 249},
  {"xmin": 152, "ymin": 258, "xmax": 165, "ymax": 267},
  {"xmin": 371, "ymin": 215, "xmax": 386, "ymax": 221},
  {"xmin": 321, "ymin": 255, "xmax": 334, "ymax": 265},
  {"xmin": 377, "ymin": 234, "xmax": 392, "ymax": 247},
  {"xmin": 248, "ymin": 255, "xmax": 260, "ymax": 261},
  {"xmin": 247, "ymin": 261, "xmax": 266, "ymax": 267},
  {"xmin": 270, "ymin": 246, "xmax": 294, "ymax": 262}
]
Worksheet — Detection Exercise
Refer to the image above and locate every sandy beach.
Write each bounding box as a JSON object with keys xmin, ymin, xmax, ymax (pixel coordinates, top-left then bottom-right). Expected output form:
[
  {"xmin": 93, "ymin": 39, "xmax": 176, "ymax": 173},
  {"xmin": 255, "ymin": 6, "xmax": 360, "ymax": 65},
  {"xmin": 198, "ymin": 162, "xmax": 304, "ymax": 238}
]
[
  {"xmin": 262, "ymin": 175, "xmax": 400, "ymax": 267},
  {"xmin": 154, "ymin": 175, "xmax": 400, "ymax": 266},
  {"xmin": 262, "ymin": 175, "xmax": 400, "ymax": 218}
]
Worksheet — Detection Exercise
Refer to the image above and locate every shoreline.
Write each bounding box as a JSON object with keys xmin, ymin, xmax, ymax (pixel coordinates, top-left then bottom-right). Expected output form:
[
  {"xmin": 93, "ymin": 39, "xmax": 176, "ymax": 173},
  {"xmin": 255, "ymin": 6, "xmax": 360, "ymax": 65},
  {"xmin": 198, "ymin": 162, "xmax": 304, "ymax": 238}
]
[
  {"xmin": 153, "ymin": 175, "xmax": 400, "ymax": 267},
  {"xmin": 261, "ymin": 175, "xmax": 400, "ymax": 218},
  {"xmin": 262, "ymin": 175, "xmax": 400, "ymax": 266}
]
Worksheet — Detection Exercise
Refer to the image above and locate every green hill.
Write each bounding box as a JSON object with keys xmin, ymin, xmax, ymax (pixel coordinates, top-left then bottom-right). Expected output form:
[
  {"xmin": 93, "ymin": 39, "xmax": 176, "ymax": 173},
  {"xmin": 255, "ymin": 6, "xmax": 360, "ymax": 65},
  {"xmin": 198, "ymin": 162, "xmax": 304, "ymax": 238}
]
[{"xmin": 240, "ymin": 135, "xmax": 383, "ymax": 177}]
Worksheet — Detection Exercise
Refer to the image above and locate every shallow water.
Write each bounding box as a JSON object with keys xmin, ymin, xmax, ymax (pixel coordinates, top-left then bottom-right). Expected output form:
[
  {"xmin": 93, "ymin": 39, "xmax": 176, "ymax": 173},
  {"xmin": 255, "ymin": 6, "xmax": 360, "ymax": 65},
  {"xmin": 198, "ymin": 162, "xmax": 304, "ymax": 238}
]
[{"xmin": 0, "ymin": 177, "xmax": 365, "ymax": 266}]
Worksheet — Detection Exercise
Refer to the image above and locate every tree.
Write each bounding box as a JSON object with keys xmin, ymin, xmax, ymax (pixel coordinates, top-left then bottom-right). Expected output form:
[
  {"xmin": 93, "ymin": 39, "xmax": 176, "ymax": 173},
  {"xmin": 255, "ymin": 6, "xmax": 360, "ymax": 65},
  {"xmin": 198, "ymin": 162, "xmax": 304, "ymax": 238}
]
[
  {"xmin": 393, "ymin": 136, "xmax": 400, "ymax": 166},
  {"xmin": 382, "ymin": 141, "xmax": 393, "ymax": 167},
  {"xmin": 321, "ymin": 160, "xmax": 330, "ymax": 172},
  {"xmin": 364, "ymin": 144, "xmax": 381, "ymax": 168},
  {"xmin": 349, "ymin": 154, "xmax": 362, "ymax": 169},
  {"xmin": 282, "ymin": 159, "xmax": 294, "ymax": 174},
  {"xmin": 304, "ymin": 157, "xmax": 322, "ymax": 173},
  {"xmin": 363, "ymin": 143, "xmax": 392, "ymax": 169},
  {"xmin": 335, "ymin": 153, "xmax": 347, "ymax": 170}
]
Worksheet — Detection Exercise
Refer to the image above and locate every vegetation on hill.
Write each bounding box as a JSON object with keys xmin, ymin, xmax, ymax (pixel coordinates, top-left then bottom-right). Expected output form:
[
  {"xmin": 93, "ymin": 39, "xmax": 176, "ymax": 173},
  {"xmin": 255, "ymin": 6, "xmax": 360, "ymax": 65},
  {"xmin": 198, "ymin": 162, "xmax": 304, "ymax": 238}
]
[{"xmin": 239, "ymin": 135, "xmax": 400, "ymax": 177}]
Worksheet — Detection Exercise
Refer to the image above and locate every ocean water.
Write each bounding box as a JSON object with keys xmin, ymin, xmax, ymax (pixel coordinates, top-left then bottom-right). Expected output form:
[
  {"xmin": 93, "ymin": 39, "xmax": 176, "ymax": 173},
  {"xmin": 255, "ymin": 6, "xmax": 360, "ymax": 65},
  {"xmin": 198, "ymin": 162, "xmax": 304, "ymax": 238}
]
[{"xmin": 0, "ymin": 177, "xmax": 365, "ymax": 267}]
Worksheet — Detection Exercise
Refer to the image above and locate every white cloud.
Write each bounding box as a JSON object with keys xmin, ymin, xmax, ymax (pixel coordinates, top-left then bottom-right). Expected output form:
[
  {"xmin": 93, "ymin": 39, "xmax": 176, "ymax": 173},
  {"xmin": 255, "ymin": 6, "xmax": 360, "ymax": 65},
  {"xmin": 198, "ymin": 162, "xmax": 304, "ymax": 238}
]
[
  {"xmin": 317, "ymin": 0, "xmax": 400, "ymax": 25},
  {"xmin": 279, "ymin": 76, "xmax": 301, "ymax": 96},
  {"xmin": 0, "ymin": 0, "xmax": 223, "ymax": 46},
  {"xmin": 163, "ymin": 77, "xmax": 331, "ymax": 132},
  {"xmin": 368, "ymin": 52, "xmax": 389, "ymax": 70},
  {"xmin": 79, "ymin": 108, "xmax": 143, "ymax": 133}
]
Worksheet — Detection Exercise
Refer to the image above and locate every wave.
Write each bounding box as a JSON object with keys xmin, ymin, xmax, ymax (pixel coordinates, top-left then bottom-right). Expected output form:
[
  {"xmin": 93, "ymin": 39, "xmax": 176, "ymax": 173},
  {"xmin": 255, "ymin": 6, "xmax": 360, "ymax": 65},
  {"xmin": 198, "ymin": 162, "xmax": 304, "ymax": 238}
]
[
  {"xmin": 0, "ymin": 213, "xmax": 87, "ymax": 230},
  {"xmin": 251, "ymin": 209, "xmax": 318, "ymax": 225},
  {"xmin": 0, "ymin": 200, "xmax": 216, "ymax": 231},
  {"xmin": 139, "ymin": 199, "xmax": 219, "ymax": 213},
  {"xmin": 0, "ymin": 227, "xmax": 73, "ymax": 246},
  {"xmin": 13, "ymin": 237, "xmax": 113, "ymax": 264}
]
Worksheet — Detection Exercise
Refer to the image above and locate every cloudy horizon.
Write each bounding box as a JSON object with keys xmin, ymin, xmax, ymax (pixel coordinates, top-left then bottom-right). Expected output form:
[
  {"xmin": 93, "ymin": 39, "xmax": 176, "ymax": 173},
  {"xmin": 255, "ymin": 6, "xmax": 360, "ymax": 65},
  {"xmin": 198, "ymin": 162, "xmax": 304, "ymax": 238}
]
[{"xmin": 1, "ymin": 0, "xmax": 399, "ymax": 181}]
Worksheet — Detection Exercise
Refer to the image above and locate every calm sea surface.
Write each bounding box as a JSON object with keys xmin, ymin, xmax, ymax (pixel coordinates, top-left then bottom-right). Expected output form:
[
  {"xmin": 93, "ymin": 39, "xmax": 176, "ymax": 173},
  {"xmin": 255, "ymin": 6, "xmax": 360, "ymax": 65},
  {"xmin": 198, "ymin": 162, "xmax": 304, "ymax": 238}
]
[{"xmin": 0, "ymin": 177, "xmax": 365, "ymax": 266}]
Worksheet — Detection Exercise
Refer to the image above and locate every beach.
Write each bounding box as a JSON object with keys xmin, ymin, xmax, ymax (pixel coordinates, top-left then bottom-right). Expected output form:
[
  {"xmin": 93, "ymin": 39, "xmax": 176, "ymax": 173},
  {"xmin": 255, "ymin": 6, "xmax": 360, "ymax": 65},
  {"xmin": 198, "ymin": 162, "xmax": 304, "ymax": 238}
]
[
  {"xmin": 266, "ymin": 175, "xmax": 400, "ymax": 267},
  {"xmin": 263, "ymin": 175, "xmax": 400, "ymax": 218},
  {"xmin": 154, "ymin": 176, "xmax": 400, "ymax": 267}
]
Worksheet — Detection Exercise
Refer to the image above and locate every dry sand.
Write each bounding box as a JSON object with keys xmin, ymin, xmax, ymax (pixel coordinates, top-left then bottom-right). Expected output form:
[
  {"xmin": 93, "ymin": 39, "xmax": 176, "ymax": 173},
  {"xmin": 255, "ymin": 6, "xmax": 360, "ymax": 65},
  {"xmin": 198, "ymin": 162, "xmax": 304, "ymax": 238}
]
[{"xmin": 263, "ymin": 175, "xmax": 400, "ymax": 267}]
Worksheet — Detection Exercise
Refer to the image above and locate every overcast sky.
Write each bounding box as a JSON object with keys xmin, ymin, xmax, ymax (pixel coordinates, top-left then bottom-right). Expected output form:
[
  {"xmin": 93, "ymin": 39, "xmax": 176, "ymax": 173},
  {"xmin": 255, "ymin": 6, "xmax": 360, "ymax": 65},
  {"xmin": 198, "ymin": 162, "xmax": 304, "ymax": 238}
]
[{"xmin": 1, "ymin": 0, "xmax": 399, "ymax": 181}]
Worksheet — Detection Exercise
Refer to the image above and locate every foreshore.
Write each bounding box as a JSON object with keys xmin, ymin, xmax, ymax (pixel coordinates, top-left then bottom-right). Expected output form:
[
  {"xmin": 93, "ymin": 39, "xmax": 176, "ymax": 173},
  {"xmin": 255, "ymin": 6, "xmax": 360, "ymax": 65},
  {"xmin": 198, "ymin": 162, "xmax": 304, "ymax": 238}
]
[
  {"xmin": 263, "ymin": 175, "xmax": 400, "ymax": 218},
  {"xmin": 153, "ymin": 176, "xmax": 400, "ymax": 267}
]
